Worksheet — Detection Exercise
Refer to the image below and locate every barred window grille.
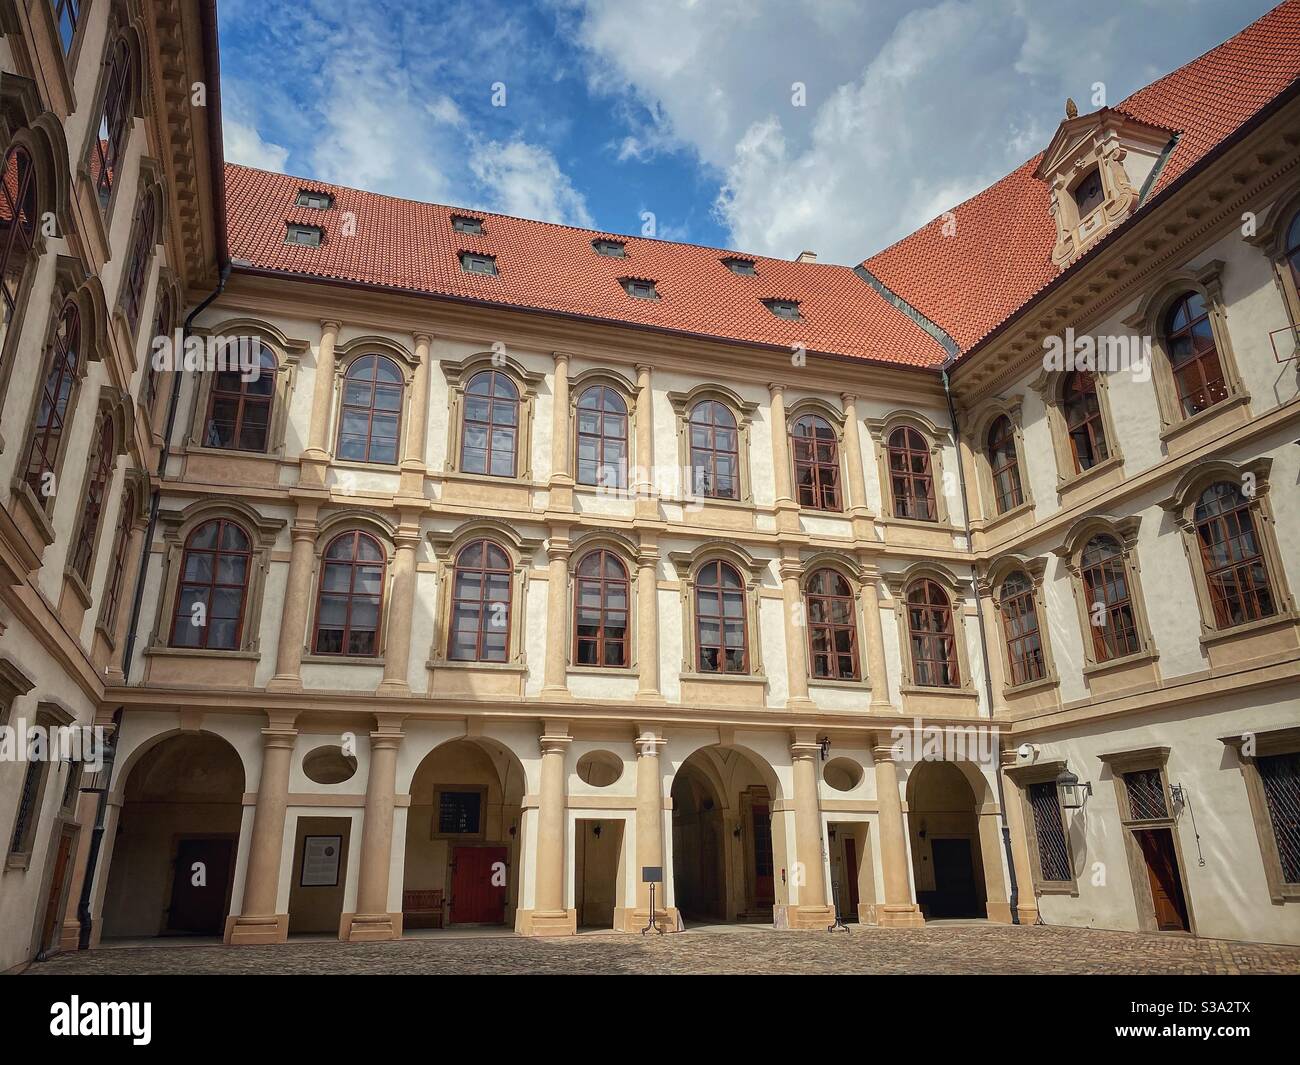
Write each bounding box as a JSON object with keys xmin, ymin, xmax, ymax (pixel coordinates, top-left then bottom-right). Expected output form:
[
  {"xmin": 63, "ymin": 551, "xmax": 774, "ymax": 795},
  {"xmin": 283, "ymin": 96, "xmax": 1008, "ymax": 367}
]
[
  {"xmin": 1258, "ymin": 752, "xmax": 1300, "ymax": 884},
  {"xmin": 1124, "ymin": 768, "xmax": 1168, "ymax": 821},
  {"xmin": 1028, "ymin": 781, "xmax": 1072, "ymax": 882},
  {"xmin": 8, "ymin": 759, "xmax": 45, "ymax": 855}
]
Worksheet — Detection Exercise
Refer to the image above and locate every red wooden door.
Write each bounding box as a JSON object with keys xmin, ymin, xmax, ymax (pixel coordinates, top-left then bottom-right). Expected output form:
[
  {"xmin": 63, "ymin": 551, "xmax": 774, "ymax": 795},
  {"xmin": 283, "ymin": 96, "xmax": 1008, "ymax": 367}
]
[
  {"xmin": 750, "ymin": 802, "xmax": 774, "ymax": 905},
  {"xmin": 1137, "ymin": 829, "xmax": 1189, "ymax": 932},
  {"xmin": 844, "ymin": 837, "xmax": 861, "ymax": 911},
  {"xmin": 39, "ymin": 830, "xmax": 74, "ymax": 954},
  {"xmin": 450, "ymin": 846, "xmax": 508, "ymax": 924}
]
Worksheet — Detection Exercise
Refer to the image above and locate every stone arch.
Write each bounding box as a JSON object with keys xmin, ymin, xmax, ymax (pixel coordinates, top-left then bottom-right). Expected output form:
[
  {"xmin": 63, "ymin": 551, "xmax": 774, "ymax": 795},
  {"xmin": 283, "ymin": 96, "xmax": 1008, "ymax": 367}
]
[{"xmin": 904, "ymin": 759, "xmax": 988, "ymax": 920}]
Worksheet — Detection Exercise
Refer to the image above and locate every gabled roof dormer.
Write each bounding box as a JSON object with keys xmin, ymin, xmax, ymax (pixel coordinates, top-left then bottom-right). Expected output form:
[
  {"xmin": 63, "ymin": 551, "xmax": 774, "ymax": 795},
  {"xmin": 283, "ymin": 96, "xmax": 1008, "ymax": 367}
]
[{"xmin": 1036, "ymin": 100, "xmax": 1175, "ymax": 268}]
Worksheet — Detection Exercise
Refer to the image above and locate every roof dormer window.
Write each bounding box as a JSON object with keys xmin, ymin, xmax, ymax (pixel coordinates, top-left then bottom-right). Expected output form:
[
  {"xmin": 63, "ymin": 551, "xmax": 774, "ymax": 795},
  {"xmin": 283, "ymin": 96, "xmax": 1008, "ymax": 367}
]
[
  {"xmin": 452, "ymin": 215, "xmax": 485, "ymax": 235},
  {"xmin": 295, "ymin": 189, "xmax": 334, "ymax": 210},
  {"xmin": 593, "ymin": 238, "xmax": 626, "ymax": 258},
  {"xmin": 620, "ymin": 277, "xmax": 658, "ymax": 300},
  {"xmin": 459, "ymin": 251, "xmax": 498, "ymax": 276},
  {"xmin": 763, "ymin": 298, "xmax": 801, "ymax": 320},
  {"xmin": 285, "ymin": 223, "xmax": 323, "ymax": 247},
  {"xmin": 723, "ymin": 257, "xmax": 757, "ymax": 276},
  {"xmin": 1072, "ymin": 167, "xmax": 1105, "ymax": 217}
]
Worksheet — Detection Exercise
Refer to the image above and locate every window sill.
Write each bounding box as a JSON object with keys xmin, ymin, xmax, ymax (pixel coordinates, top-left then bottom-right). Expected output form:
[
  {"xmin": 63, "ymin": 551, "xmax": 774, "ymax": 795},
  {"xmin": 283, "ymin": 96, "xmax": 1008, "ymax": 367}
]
[
  {"xmin": 881, "ymin": 514, "xmax": 956, "ymax": 532},
  {"xmin": 187, "ymin": 443, "xmax": 284, "ymax": 462},
  {"xmin": 900, "ymin": 682, "xmax": 977, "ymax": 697},
  {"xmin": 330, "ymin": 458, "xmax": 403, "ymax": 474},
  {"xmin": 1056, "ymin": 452, "xmax": 1123, "ymax": 495},
  {"xmin": 428, "ymin": 658, "xmax": 527, "ymax": 674},
  {"xmin": 1082, "ymin": 647, "xmax": 1158, "ymax": 678},
  {"xmin": 1033, "ymin": 881, "xmax": 1079, "ymax": 897},
  {"xmin": 1002, "ymin": 673, "xmax": 1060, "ymax": 697},
  {"xmin": 145, "ymin": 644, "xmax": 262, "ymax": 661},
  {"xmin": 567, "ymin": 664, "xmax": 633, "ymax": 676},
  {"xmin": 979, "ymin": 497, "xmax": 1035, "ymax": 533},
  {"xmin": 1199, "ymin": 608, "xmax": 1300, "ymax": 647},
  {"xmin": 302, "ymin": 653, "xmax": 385, "ymax": 667},
  {"xmin": 680, "ymin": 671, "xmax": 766, "ymax": 685},
  {"xmin": 809, "ymin": 676, "xmax": 870, "ymax": 691},
  {"xmin": 440, "ymin": 468, "xmax": 535, "ymax": 489},
  {"xmin": 1157, "ymin": 392, "xmax": 1251, "ymax": 445},
  {"xmin": 62, "ymin": 567, "xmax": 92, "ymax": 610},
  {"xmin": 10, "ymin": 478, "xmax": 57, "ymax": 548},
  {"xmin": 6, "ymin": 851, "xmax": 33, "ymax": 871}
]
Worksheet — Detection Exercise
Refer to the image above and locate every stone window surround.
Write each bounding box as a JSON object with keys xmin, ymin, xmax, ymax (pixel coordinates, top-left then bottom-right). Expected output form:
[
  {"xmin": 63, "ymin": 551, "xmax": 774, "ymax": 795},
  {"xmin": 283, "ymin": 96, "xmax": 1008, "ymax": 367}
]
[
  {"xmin": 146, "ymin": 499, "xmax": 286, "ymax": 658},
  {"xmin": 666, "ymin": 382, "xmax": 759, "ymax": 508},
  {"xmin": 113, "ymin": 171, "xmax": 164, "ymax": 345},
  {"xmin": 784, "ymin": 396, "xmax": 849, "ymax": 514},
  {"xmin": 982, "ymin": 553, "xmax": 1060, "ymax": 697},
  {"xmin": 1220, "ymin": 725, "xmax": 1300, "ymax": 903},
  {"xmin": 0, "ymin": 657, "xmax": 35, "ymax": 730},
  {"xmin": 882, "ymin": 562, "xmax": 977, "ymax": 696},
  {"xmin": 1028, "ymin": 366, "xmax": 1125, "ymax": 496},
  {"xmin": 5, "ymin": 700, "xmax": 75, "ymax": 871},
  {"xmin": 669, "ymin": 541, "xmax": 767, "ymax": 682},
  {"xmin": 442, "ymin": 350, "xmax": 544, "ymax": 485},
  {"xmin": 962, "ymin": 394, "xmax": 1035, "ymax": 528},
  {"xmin": 1245, "ymin": 178, "xmax": 1300, "ymax": 362},
  {"xmin": 568, "ymin": 366, "xmax": 639, "ymax": 493},
  {"xmin": 864, "ymin": 410, "xmax": 956, "ymax": 528},
  {"xmin": 73, "ymin": 22, "xmax": 144, "ymax": 238},
  {"xmin": 1003, "ymin": 757, "xmax": 1079, "ymax": 896},
  {"xmin": 563, "ymin": 529, "xmax": 640, "ymax": 674},
  {"xmin": 93, "ymin": 465, "xmax": 149, "ymax": 648},
  {"xmin": 1053, "ymin": 513, "xmax": 1158, "ymax": 677},
  {"xmin": 184, "ymin": 317, "xmax": 307, "ymax": 460},
  {"xmin": 800, "ymin": 551, "xmax": 873, "ymax": 690},
  {"xmin": 327, "ymin": 335, "xmax": 421, "ymax": 471}
]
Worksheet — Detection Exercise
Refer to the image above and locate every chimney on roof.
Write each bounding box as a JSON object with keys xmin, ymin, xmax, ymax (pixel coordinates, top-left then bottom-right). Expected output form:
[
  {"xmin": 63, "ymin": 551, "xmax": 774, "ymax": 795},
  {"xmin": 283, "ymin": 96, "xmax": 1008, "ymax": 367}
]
[{"xmin": 796, "ymin": 250, "xmax": 817, "ymax": 263}]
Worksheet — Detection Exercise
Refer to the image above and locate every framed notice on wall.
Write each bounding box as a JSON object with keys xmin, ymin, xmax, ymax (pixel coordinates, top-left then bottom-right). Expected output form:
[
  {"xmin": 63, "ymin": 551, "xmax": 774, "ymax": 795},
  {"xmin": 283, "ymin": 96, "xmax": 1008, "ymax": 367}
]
[{"xmin": 301, "ymin": 835, "xmax": 342, "ymax": 887}]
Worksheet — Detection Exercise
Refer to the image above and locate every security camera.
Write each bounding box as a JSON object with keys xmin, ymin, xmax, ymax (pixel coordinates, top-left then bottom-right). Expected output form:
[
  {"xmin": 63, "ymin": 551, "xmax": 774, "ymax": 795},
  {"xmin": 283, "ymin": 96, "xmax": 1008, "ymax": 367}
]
[{"xmin": 1017, "ymin": 743, "xmax": 1038, "ymax": 762}]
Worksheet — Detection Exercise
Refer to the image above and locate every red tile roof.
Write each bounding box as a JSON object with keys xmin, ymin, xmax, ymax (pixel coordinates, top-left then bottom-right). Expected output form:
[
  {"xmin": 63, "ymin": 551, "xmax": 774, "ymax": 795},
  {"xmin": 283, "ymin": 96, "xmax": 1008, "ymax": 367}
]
[
  {"xmin": 862, "ymin": 0, "xmax": 1300, "ymax": 356},
  {"xmin": 225, "ymin": 165, "xmax": 948, "ymax": 369}
]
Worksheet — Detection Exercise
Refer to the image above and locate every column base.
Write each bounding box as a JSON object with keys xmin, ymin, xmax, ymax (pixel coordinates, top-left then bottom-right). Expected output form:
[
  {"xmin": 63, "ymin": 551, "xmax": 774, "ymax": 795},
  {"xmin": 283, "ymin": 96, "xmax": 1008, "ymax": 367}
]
[
  {"xmin": 266, "ymin": 675, "xmax": 303, "ymax": 693},
  {"xmin": 613, "ymin": 906, "xmax": 681, "ymax": 933},
  {"xmin": 869, "ymin": 700, "xmax": 897, "ymax": 713},
  {"xmin": 515, "ymin": 908, "xmax": 577, "ymax": 937},
  {"xmin": 225, "ymin": 913, "xmax": 290, "ymax": 945},
  {"xmin": 1015, "ymin": 904, "xmax": 1039, "ymax": 925},
  {"xmin": 785, "ymin": 696, "xmax": 816, "ymax": 711},
  {"xmin": 633, "ymin": 690, "xmax": 666, "ymax": 703},
  {"xmin": 340, "ymin": 912, "xmax": 403, "ymax": 942},
  {"xmin": 298, "ymin": 455, "xmax": 330, "ymax": 489},
  {"xmin": 375, "ymin": 678, "xmax": 411, "ymax": 697},
  {"xmin": 857, "ymin": 902, "xmax": 878, "ymax": 926},
  {"xmin": 58, "ymin": 918, "xmax": 82, "ymax": 952},
  {"xmin": 985, "ymin": 901, "xmax": 1013, "ymax": 924},
  {"xmin": 539, "ymin": 686, "xmax": 573, "ymax": 701},
  {"xmin": 876, "ymin": 903, "xmax": 926, "ymax": 928},
  {"xmin": 781, "ymin": 904, "xmax": 836, "ymax": 930}
]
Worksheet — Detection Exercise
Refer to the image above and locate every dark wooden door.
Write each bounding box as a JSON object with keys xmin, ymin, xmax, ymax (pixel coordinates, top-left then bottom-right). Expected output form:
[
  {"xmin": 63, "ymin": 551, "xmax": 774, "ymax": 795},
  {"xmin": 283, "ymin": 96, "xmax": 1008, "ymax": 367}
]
[
  {"xmin": 1137, "ymin": 829, "xmax": 1190, "ymax": 931},
  {"xmin": 39, "ymin": 829, "xmax": 74, "ymax": 954},
  {"xmin": 931, "ymin": 838, "xmax": 981, "ymax": 918},
  {"xmin": 167, "ymin": 838, "xmax": 233, "ymax": 935},
  {"xmin": 844, "ymin": 837, "xmax": 861, "ymax": 911},
  {"xmin": 750, "ymin": 802, "xmax": 774, "ymax": 905},
  {"xmin": 450, "ymin": 846, "xmax": 508, "ymax": 924}
]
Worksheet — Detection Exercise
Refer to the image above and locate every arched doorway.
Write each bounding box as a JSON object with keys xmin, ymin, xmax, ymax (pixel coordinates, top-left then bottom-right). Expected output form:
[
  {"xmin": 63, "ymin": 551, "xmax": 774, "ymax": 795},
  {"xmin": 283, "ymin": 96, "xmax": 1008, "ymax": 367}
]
[
  {"xmin": 671, "ymin": 746, "xmax": 784, "ymax": 924},
  {"xmin": 401, "ymin": 739, "xmax": 524, "ymax": 931},
  {"xmin": 907, "ymin": 761, "xmax": 987, "ymax": 919},
  {"xmin": 101, "ymin": 732, "xmax": 245, "ymax": 938}
]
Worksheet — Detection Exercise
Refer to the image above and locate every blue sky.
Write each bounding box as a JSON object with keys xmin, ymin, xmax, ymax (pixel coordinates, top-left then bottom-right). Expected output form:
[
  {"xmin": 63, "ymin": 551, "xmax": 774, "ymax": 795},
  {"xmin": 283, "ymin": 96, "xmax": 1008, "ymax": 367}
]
[{"xmin": 218, "ymin": 0, "xmax": 1277, "ymax": 265}]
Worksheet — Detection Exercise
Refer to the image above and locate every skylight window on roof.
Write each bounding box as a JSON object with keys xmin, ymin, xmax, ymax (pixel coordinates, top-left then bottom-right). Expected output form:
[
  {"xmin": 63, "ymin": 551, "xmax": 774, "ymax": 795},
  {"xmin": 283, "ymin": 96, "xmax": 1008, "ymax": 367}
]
[
  {"xmin": 620, "ymin": 278, "xmax": 659, "ymax": 300},
  {"xmin": 452, "ymin": 215, "xmax": 485, "ymax": 235},
  {"xmin": 763, "ymin": 298, "xmax": 802, "ymax": 320},
  {"xmin": 459, "ymin": 251, "xmax": 498, "ymax": 276},
  {"xmin": 285, "ymin": 223, "xmax": 324, "ymax": 247},
  {"xmin": 295, "ymin": 190, "xmax": 333, "ymax": 210},
  {"xmin": 723, "ymin": 257, "xmax": 757, "ymax": 276},
  {"xmin": 593, "ymin": 238, "xmax": 626, "ymax": 258}
]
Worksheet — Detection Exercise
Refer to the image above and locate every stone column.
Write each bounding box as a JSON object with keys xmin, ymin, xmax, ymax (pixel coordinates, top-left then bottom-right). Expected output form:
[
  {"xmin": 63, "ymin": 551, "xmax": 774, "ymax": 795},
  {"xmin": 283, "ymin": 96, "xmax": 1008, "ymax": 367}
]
[
  {"xmin": 541, "ymin": 526, "xmax": 572, "ymax": 700},
  {"xmin": 633, "ymin": 363, "xmax": 658, "ymax": 519},
  {"xmin": 399, "ymin": 332, "xmax": 432, "ymax": 497},
  {"xmin": 859, "ymin": 562, "xmax": 893, "ymax": 711},
  {"xmin": 840, "ymin": 393, "xmax": 873, "ymax": 517},
  {"xmin": 779, "ymin": 554, "xmax": 814, "ymax": 710},
  {"xmin": 528, "ymin": 724, "xmax": 574, "ymax": 935},
  {"xmin": 228, "ymin": 715, "xmax": 298, "ymax": 944},
  {"xmin": 871, "ymin": 734, "xmax": 924, "ymax": 927},
  {"xmin": 635, "ymin": 538, "xmax": 662, "ymax": 702},
  {"xmin": 345, "ymin": 727, "xmax": 404, "ymax": 941},
  {"xmin": 267, "ymin": 506, "xmax": 319, "ymax": 692},
  {"xmin": 789, "ymin": 733, "xmax": 834, "ymax": 928},
  {"xmin": 979, "ymin": 582, "xmax": 1010, "ymax": 714},
  {"xmin": 105, "ymin": 512, "xmax": 150, "ymax": 683},
  {"xmin": 999, "ymin": 748, "xmax": 1039, "ymax": 924},
  {"xmin": 549, "ymin": 351, "xmax": 574, "ymax": 510},
  {"xmin": 630, "ymin": 729, "xmax": 673, "ymax": 929},
  {"xmin": 378, "ymin": 520, "xmax": 420, "ymax": 695},
  {"xmin": 769, "ymin": 382, "xmax": 798, "ymax": 531},
  {"xmin": 301, "ymin": 319, "xmax": 341, "ymax": 487}
]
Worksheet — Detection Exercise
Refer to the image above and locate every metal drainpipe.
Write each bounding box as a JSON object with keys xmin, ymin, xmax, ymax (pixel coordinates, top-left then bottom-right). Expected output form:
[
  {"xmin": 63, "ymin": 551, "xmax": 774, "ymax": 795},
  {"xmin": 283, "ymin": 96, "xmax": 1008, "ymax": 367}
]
[
  {"xmin": 75, "ymin": 264, "xmax": 230, "ymax": 949},
  {"xmin": 941, "ymin": 369, "xmax": 1021, "ymax": 925}
]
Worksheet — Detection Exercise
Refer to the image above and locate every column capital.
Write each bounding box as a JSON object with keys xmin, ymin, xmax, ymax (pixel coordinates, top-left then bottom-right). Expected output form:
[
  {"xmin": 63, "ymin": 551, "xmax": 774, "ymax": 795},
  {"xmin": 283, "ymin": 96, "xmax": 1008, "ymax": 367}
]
[
  {"xmin": 840, "ymin": 391, "xmax": 859, "ymax": 406},
  {"xmin": 368, "ymin": 731, "xmax": 405, "ymax": 752},
  {"xmin": 540, "ymin": 733, "xmax": 572, "ymax": 757},
  {"xmin": 552, "ymin": 350, "xmax": 572, "ymax": 367},
  {"xmin": 320, "ymin": 318, "xmax": 342, "ymax": 333},
  {"xmin": 789, "ymin": 737, "xmax": 822, "ymax": 762},
  {"xmin": 636, "ymin": 546, "xmax": 659, "ymax": 568},
  {"xmin": 777, "ymin": 557, "xmax": 804, "ymax": 582},
  {"xmin": 289, "ymin": 520, "xmax": 317, "ymax": 544},
  {"xmin": 871, "ymin": 733, "xmax": 905, "ymax": 763},
  {"xmin": 260, "ymin": 727, "xmax": 299, "ymax": 749},
  {"xmin": 767, "ymin": 381, "xmax": 787, "ymax": 397},
  {"xmin": 413, "ymin": 331, "xmax": 433, "ymax": 347},
  {"xmin": 634, "ymin": 363, "xmax": 653, "ymax": 378},
  {"xmin": 634, "ymin": 730, "xmax": 667, "ymax": 758}
]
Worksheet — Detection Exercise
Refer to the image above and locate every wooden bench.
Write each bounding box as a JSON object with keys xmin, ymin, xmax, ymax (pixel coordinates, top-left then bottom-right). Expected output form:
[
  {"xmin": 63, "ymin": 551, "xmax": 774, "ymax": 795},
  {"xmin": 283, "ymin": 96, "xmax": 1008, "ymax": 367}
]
[{"xmin": 402, "ymin": 889, "xmax": 445, "ymax": 929}]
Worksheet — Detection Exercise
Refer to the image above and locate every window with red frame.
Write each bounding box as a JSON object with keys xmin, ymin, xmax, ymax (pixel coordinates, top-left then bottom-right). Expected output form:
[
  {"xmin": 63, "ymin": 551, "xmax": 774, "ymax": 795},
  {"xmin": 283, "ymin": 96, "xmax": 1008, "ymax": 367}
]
[
  {"xmin": 906, "ymin": 579, "xmax": 959, "ymax": 687},
  {"xmin": 575, "ymin": 385, "xmax": 628, "ymax": 489},
  {"xmin": 203, "ymin": 343, "xmax": 276, "ymax": 452},
  {"xmin": 1194, "ymin": 482, "xmax": 1276, "ymax": 629},
  {"xmin": 143, "ymin": 289, "xmax": 171, "ymax": 415},
  {"xmin": 1164, "ymin": 291, "xmax": 1229, "ymax": 418},
  {"xmin": 22, "ymin": 299, "xmax": 80, "ymax": 508},
  {"xmin": 170, "ymin": 518, "xmax": 251, "ymax": 650},
  {"xmin": 1080, "ymin": 535, "xmax": 1141, "ymax": 662},
  {"xmin": 337, "ymin": 354, "xmax": 403, "ymax": 464},
  {"xmin": 573, "ymin": 549, "xmax": 629, "ymax": 667},
  {"xmin": 449, "ymin": 539, "xmax": 511, "ymax": 662},
  {"xmin": 1287, "ymin": 210, "xmax": 1300, "ymax": 290},
  {"xmin": 460, "ymin": 369, "xmax": 519, "ymax": 477},
  {"xmin": 887, "ymin": 426, "xmax": 936, "ymax": 521},
  {"xmin": 986, "ymin": 415, "xmax": 1023, "ymax": 514},
  {"xmin": 90, "ymin": 39, "xmax": 132, "ymax": 212},
  {"xmin": 120, "ymin": 194, "xmax": 155, "ymax": 333},
  {"xmin": 695, "ymin": 559, "xmax": 747, "ymax": 673},
  {"xmin": 100, "ymin": 485, "xmax": 135, "ymax": 633},
  {"xmin": 313, "ymin": 531, "xmax": 385, "ymax": 656},
  {"xmin": 791, "ymin": 413, "xmax": 840, "ymax": 511},
  {"xmin": 69, "ymin": 415, "xmax": 115, "ymax": 582},
  {"xmin": 1061, "ymin": 371, "xmax": 1109, "ymax": 473},
  {"xmin": 805, "ymin": 568, "xmax": 858, "ymax": 680},
  {"xmin": 688, "ymin": 400, "xmax": 740, "ymax": 500},
  {"xmin": 0, "ymin": 146, "xmax": 38, "ymax": 361},
  {"xmin": 999, "ymin": 572, "xmax": 1046, "ymax": 686}
]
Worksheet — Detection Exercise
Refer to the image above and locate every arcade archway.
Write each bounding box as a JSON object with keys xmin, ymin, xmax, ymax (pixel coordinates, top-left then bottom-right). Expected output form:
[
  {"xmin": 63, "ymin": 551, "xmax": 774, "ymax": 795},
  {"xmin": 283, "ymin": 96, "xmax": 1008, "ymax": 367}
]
[{"xmin": 906, "ymin": 760, "xmax": 988, "ymax": 919}]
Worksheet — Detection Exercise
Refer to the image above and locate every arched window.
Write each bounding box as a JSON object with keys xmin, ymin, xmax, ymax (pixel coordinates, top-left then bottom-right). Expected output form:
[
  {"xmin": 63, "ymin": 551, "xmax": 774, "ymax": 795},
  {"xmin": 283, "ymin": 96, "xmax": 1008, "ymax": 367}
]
[
  {"xmin": 337, "ymin": 354, "xmax": 403, "ymax": 464},
  {"xmin": 460, "ymin": 369, "xmax": 518, "ymax": 477},
  {"xmin": 1164, "ymin": 291, "xmax": 1228, "ymax": 417},
  {"xmin": 688, "ymin": 400, "xmax": 739, "ymax": 500},
  {"xmin": 313, "ymin": 531, "xmax": 385, "ymax": 656},
  {"xmin": 70, "ymin": 415, "xmax": 114, "ymax": 582},
  {"xmin": 1072, "ymin": 167, "xmax": 1104, "ymax": 216},
  {"xmin": 1000, "ymin": 572, "xmax": 1045, "ymax": 686},
  {"xmin": 792, "ymin": 413, "xmax": 840, "ymax": 511},
  {"xmin": 0, "ymin": 145, "xmax": 38, "ymax": 356},
  {"xmin": 576, "ymin": 385, "xmax": 628, "ymax": 489},
  {"xmin": 695, "ymin": 560, "xmax": 747, "ymax": 673},
  {"xmin": 906, "ymin": 579, "xmax": 959, "ymax": 687},
  {"xmin": 986, "ymin": 415, "xmax": 1023, "ymax": 514},
  {"xmin": 1061, "ymin": 371, "xmax": 1108, "ymax": 473},
  {"xmin": 887, "ymin": 426, "xmax": 936, "ymax": 521},
  {"xmin": 101, "ymin": 484, "xmax": 136, "ymax": 632},
  {"xmin": 805, "ymin": 568, "xmax": 858, "ymax": 680},
  {"xmin": 573, "ymin": 549, "xmax": 629, "ymax": 667},
  {"xmin": 91, "ymin": 38, "xmax": 132, "ymax": 211},
  {"xmin": 144, "ymin": 290, "xmax": 171, "ymax": 414},
  {"xmin": 22, "ymin": 300, "xmax": 81, "ymax": 508},
  {"xmin": 449, "ymin": 539, "xmax": 512, "ymax": 662},
  {"xmin": 170, "ymin": 518, "xmax": 252, "ymax": 650},
  {"xmin": 1287, "ymin": 210, "xmax": 1300, "ymax": 290},
  {"xmin": 121, "ymin": 193, "xmax": 156, "ymax": 332},
  {"xmin": 204, "ymin": 342, "xmax": 277, "ymax": 452},
  {"xmin": 1080, "ymin": 535, "xmax": 1140, "ymax": 662},
  {"xmin": 1194, "ymin": 483, "xmax": 1276, "ymax": 629}
]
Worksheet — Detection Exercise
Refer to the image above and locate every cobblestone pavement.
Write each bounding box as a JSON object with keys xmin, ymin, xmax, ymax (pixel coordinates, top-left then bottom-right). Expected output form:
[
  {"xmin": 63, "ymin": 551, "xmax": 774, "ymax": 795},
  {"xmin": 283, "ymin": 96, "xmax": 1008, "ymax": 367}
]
[{"xmin": 22, "ymin": 923, "xmax": 1300, "ymax": 975}]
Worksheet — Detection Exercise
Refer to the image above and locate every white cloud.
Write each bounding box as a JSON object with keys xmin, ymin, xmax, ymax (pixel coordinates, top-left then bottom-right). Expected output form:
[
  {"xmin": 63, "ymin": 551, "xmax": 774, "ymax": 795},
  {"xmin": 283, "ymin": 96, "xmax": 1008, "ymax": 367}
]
[
  {"xmin": 222, "ymin": 118, "xmax": 290, "ymax": 173},
  {"xmin": 467, "ymin": 139, "xmax": 594, "ymax": 228}
]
